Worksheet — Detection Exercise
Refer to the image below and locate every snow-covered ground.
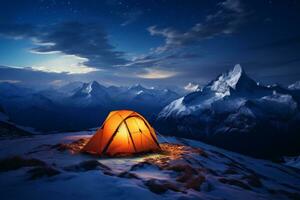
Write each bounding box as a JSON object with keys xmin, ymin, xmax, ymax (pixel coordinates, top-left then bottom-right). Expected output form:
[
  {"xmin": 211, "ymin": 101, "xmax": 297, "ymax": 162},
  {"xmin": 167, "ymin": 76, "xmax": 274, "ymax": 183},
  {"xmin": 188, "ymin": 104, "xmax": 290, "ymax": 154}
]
[
  {"xmin": 0, "ymin": 131, "xmax": 299, "ymax": 200},
  {"xmin": 284, "ymin": 156, "xmax": 300, "ymax": 169}
]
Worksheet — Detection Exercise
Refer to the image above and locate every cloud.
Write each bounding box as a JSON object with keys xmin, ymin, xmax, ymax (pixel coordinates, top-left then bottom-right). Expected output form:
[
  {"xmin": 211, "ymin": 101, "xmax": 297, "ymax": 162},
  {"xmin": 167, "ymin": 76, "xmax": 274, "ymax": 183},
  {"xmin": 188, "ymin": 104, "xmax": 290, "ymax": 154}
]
[
  {"xmin": 115, "ymin": 0, "xmax": 246, "ymax": 82},
  {"xmin": 0, "ymin": 66, "xmax": 69, "ymax": 87},
  {"xmin": 117, "ymin": 54, "xmax": 161, "ymax": 68},
  {"xmin": 0, "ymin": 0, "xmax": 265, "ymax": 87},
  {"xmin": 117, "ymin": 51, "xmax": 202, "ymax": 70},
  {"xmin": 0, "ymin": 23, "xmax": 37, "ymax": 39},
  {"xmin": 248, "ymin": 35, "xmax": 300, "ymax": 51},
  {"xmin": 219, "ymin": 0, "xmax": 243, "ymax": 13},
  {"xmin": 32, "ymin": 55, "xmax": 99, "ymax": 74},
  {"xmin": 121, "ymin": 10, "xmax": 143, "ymax": 26},
  {"xmin": 0, "ymin": 22, "xmax": 127, "ymax": 73},
  {"xmin": 147, "ymin": 0, "xmax": 246, "ymax": 53},
  {"xmin": 31, "ymin": 22, "xmax": 127, "ymax": 68},
  {"xmin": 49, "ymin": 79, "xmax": 65, "ymax": 86},
  {"xmin": 0, "ymin": 79, "xmax": 21, "ymax": 83},
  {"xmin": 136, "ymin": 68, "xmax": 177, "ymax": 79}
]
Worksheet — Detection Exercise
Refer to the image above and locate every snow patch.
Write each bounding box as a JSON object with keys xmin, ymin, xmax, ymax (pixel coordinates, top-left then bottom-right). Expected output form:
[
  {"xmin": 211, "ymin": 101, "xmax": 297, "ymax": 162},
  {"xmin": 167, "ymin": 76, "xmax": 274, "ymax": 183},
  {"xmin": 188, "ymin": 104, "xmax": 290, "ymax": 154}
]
[{"xmin": 288, "ymin": 81, "xmax": 300, "ymax": 90}]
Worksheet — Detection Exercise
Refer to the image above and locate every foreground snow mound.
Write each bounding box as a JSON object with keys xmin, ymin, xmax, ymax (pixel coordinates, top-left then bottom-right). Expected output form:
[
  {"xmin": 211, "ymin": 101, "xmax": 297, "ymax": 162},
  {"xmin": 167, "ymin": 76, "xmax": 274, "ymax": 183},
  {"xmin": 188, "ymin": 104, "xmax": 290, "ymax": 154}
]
[
  {"xmin": 156, "ymin": 64, "xmax": 300, "ymax": 159},
  {"xmin": 0, "ymin": 132, "xmax": 299, "ymax": 200}
]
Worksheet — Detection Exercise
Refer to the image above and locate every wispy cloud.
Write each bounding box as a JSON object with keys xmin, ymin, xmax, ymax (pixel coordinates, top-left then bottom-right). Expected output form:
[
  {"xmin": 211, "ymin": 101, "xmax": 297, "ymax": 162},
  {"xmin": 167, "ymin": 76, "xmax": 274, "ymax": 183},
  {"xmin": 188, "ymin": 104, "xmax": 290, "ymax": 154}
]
[
  {"xmin": 0, "ymin": 65, "xmax": 69, "ymax": 86},
  {"xmin": 121, "ymin": 10, "xmax": 143, "ymax": 26},
  {"xmin": 0, "ymin": 0, "xmax": 249, "ymax": 84},
  {"xmin": 114, "ymin": 0, "xmax": 247, "ymax": 81},
  {"xmin": 148, "ymin": 0, "xmax": 246, "ymax": 53},
  {"xmin": 219, "ymin": 0, "xmax": 243, "ymax": 13},
  {"xmin": 0, "ymin": 23, "xmax": 37, "ymax": 39},
  {"xmin": 0, "ymin": 22, "xmax": 128, "ymax": 73},
  {"xmin": 136, "ymin": 68, "xmax": 177, "ymax": 79},
  {"xmin": 248, "ymin": 35, "xmax": 300, "ymax": 51},
  {"xmin": 0, "ymin": 79, "xmax": 21, "ymax": 83},
  {"xmin": 32, "ymin": 55, "xmax": 99, "ymax": 74},
  {"xmin": 32, "ymin": 22, "xmax": 128, "ymax": 68}
]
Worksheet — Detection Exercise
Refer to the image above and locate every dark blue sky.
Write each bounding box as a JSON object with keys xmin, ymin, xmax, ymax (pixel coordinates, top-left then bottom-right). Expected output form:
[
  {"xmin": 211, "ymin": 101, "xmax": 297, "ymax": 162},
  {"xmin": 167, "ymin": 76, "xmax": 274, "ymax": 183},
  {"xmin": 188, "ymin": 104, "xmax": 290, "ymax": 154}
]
[{"xmin": 0, "ymin": 0, "xmax": 299, "ymax": 88}]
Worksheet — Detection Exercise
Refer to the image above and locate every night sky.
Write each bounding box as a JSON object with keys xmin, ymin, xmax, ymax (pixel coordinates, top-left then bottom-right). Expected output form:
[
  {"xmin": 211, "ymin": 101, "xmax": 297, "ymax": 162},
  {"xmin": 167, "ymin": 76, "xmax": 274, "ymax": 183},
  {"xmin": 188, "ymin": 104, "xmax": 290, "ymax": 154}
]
[{"xmin": 0, "ymin": 0, "xmax": 299, "ymax": 88}]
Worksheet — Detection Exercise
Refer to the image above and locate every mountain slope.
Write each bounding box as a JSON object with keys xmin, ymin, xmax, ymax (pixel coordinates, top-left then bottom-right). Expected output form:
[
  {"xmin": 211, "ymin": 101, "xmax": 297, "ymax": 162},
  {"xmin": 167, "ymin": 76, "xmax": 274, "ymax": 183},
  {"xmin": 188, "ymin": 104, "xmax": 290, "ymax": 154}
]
[
  {"xmin": 0, "ymin": 131, "xmax": 299, "ymax": 200},
  {"xmin": 156, "ymin": 64, "xmax": 300, "ymax": 159},
  {"xmin": 0, "ymin": 105, "xmax": 32, "ymax": 138},
  {"xmin": 288, "ymin": 81, "xmax": 300, "ymax": 90},
  {"xmin": 71, "ymin": 81, "xmax": 112, "ymax": 106},
  {"xmin": 0, "ymin": 81, "xmax": 180, "ymax": 132}
]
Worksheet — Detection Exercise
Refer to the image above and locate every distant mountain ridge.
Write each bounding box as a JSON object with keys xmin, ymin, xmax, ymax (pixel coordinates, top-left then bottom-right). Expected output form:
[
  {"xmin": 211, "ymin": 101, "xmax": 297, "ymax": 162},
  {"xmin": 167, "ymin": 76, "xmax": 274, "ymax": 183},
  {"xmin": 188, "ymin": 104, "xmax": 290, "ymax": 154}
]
[
  {"xmin": 71, "ymin": 81, "xmax": 111, "ymax": 106},
  {"xmin": 0, "ymin": 81, "xmax": 180, "ymax": 132},
  {"xmin": 0, "ymin": 105, "xmax": 32, "ymax": 137},
  {"xmin": 156, "ymin": 64, "xmax": 300, "ymax": 159}
]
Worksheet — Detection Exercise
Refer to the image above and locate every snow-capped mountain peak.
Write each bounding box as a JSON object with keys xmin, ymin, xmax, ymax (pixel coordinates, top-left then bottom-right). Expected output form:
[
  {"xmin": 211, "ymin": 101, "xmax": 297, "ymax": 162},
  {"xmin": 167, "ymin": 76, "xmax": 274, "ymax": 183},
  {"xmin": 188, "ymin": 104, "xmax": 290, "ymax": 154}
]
[
  {"xmin": 184, "ymin": 82, "xmax": 201, "ymax": 92},
  {"xmin": 160, "ymin": 65, "xmax": 253, "ymax": 117},
  {"xmin": 288, "ymin": 81, "xmax": 300, "ymax": 90},
  {"xmin": 74, "ymin": 81, "xmax": 106, "ymax": 96},
  {"xmin": 70, "ymin": 81, "xmax": 111, "ymax": 106},
  {"xmin": 84, "ymin": 81, "xmax": 105, "ymax": 94},
  {"xmin": 86, "ymin": 81, "xmax": 96, "ymax": 93},
  {"xmin": 156, "ymin": 64, "xmax": 300, "ymax": 159},
  {"xmin": 129, "ymin": 83, "xmax": 146, "ymax": 91},
  {"xmin": 136, "ymin": 90, "xmax": 144, "ymax": 95},
  {"xmin": 210, "ymin": 64, "xmax": 243, "ymax": 91},
  {"xmin": 209, "ymin": 64, "xmax": 256, "ymax": 94},
  {"xmin": 225, "ymin": 64, "xmax": 243, "ymax": 89}
]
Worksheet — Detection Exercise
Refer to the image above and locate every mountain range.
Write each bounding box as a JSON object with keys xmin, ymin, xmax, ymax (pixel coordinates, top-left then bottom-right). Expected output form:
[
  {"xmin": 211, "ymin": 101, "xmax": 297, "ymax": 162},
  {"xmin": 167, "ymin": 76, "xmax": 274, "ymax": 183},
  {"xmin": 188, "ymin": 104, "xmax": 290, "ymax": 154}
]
[
  {"xmin": 1, "ymin": 64, "xmax": 300, "ymax": 160},
  {"xmin": 0, "ymin": 81, "xmax": 180, "ymax": 132},
  {"xmin": 155, "ymin": 64, "xmax": 300, "ymax": 159},
  {"xmin": 0, "ymin": 105, "xmax": 32, "ymax": 137}
]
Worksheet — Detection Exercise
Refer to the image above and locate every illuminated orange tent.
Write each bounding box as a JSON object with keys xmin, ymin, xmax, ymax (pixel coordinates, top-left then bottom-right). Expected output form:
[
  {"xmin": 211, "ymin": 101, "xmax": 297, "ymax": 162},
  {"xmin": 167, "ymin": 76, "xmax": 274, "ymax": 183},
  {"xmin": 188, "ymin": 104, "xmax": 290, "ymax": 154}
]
[{"xmin": 83, "ymin": 110, "xmax": 160, "ymax": 156}]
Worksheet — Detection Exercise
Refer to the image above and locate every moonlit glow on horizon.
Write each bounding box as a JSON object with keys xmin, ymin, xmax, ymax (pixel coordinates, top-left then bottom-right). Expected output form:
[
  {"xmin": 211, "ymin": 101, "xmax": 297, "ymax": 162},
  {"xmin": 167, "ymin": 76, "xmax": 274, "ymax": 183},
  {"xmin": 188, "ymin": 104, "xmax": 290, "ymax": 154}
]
[
  {"xmin": 32, "ymin": 55, "xmax": 99, "ymax": 74},
  {"xmin": 137, "ymin": 68, "xmax": 177, "ymax": 79}
]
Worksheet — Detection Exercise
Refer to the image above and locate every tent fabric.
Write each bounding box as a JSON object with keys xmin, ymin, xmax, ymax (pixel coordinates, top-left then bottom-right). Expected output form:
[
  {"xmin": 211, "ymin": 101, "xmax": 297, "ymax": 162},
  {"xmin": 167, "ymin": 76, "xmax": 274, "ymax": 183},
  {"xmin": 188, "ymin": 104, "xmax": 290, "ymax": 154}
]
[{"xmin": 82, "ymin": 110, "xmax": 160, "ymax": 156}]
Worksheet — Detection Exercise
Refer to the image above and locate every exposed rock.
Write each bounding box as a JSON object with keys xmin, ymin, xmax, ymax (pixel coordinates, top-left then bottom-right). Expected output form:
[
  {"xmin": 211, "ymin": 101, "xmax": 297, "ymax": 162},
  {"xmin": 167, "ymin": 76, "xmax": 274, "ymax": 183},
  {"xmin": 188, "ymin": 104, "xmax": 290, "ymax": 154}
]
[
  {"xmin": 184, "ymin": 175, "xmax": 206, "ymax": 191},
  {"xmin": 64, "ymin": 160, "xmax": 111, "ymax": 172},
  {"xmin": 0, "ymin": 121, "xmax": 32, "ymax": 138},
  {"xmin": 144, "ymin": 179, "xmax": 181, "ymax": 194},
  {"xmin": 0, "ymin": 156, "xmax": 45, "ymax": 172},
  {"xmin": 118, "ymin": 172, "xmax": 140, "ymax": 179},
  {"xmin": 27, "ymin": 166, "xmax": 60, "ymax": 180},
  {"xmin": 242, "ymin": 174, "xmax": 262, "ymax": 188}
]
